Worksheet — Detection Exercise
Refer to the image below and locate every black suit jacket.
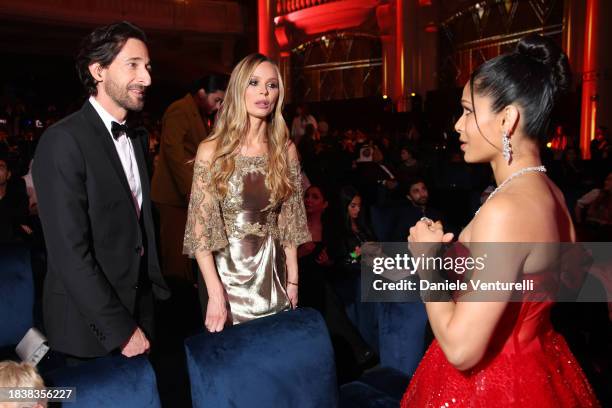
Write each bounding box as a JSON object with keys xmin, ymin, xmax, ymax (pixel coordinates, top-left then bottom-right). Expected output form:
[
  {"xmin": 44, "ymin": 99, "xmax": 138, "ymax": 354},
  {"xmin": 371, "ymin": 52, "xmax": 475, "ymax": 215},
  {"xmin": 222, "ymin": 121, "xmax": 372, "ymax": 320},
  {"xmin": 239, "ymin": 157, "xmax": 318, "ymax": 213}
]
[{"xmin": 33, "ymin": 101, "xmax": 170, "ymax": 358}]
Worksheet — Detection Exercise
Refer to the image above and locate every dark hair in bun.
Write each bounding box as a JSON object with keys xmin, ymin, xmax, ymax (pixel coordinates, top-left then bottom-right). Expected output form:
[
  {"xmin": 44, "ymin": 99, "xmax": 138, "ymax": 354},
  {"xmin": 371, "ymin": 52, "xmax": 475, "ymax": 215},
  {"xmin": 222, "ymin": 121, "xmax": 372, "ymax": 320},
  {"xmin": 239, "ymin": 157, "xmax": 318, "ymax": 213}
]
[{"xmin": 469, "ymin": 34, "xmax": 571, "ymax": 142}]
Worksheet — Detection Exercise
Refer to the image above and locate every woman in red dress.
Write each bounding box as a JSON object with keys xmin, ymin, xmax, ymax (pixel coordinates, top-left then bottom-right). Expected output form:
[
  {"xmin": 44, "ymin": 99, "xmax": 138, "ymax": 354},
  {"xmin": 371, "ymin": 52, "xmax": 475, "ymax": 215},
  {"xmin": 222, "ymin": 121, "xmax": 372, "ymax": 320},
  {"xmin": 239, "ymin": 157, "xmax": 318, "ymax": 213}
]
[{"xmin": 401, "ymin": 34, "xmax": 600, "ymax": 407}]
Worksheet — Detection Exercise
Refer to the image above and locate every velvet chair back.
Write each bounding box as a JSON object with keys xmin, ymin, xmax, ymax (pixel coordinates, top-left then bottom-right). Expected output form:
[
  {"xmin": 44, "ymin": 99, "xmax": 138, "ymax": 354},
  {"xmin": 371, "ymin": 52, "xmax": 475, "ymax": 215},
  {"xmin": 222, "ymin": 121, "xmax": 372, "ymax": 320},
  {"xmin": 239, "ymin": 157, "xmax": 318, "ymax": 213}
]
[
  {"xmin": 45, "ymin": 355, "xmax": 162, "ymax": 408},
  {"xmin": 0, "ymin": 245, "xmax": 33, "ymax": 347},
  {"xmin": 377, "ymin": 302, "xmax": 427, "ymax": 376},
  {"xmin": 185, "ymin": 308, "xmax": 338, "ymax": 408}
]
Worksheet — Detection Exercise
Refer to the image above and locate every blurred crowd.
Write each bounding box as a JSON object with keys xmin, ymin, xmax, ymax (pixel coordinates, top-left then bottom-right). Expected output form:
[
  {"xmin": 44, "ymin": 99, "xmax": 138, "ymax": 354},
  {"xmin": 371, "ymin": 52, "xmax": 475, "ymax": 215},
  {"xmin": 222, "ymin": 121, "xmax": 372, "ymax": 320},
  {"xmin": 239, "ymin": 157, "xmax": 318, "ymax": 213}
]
[
  {"xmin": 1, "ymin": 92, "xmax": 610, "ymax": 402},
  {"xmin": 1, "ymin": 96, "xmax": 611, "ymax": 248}
]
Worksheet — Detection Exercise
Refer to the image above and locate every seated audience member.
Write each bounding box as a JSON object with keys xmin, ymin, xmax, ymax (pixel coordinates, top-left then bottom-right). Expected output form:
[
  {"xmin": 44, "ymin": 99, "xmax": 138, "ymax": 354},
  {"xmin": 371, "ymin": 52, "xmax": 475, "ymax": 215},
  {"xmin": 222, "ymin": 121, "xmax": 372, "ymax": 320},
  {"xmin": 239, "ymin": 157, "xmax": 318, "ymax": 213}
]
[
  {"xmin": 0, "ymin": 129, "xmax": 11, "ymax": 157},
  {"xmin": 17, "ymin": 129, "xmax": 38, "ymax": 171},
  {"xmin": 549, "ymin": 124, "xmax": 569, "ymax": 160},
  {"xmin": 21, "ymin": 160, "xmax": 38, "ymax": 215},
  {"xmin": 298, "ymin": 124, "xmax": 319, "ymax": 181},
  {"xmin": 338, "ymin": 186, "xmax": 377, "ymax": 268},
  {"xmin": 391, "ymin": 177, "xmax": 446, "ymax": 242},
  {"xmin": 352, "ymin": 129, "xmax": 369, "ymax": 160},
  {"xmin": 317, "ymin": 113, "xmax": 329, "ymax": 139},
  {"xmin": 590, "ymin": 126, "xmax": 611, "ymax": 161},
  {"xmin": 575, "ymin": 170, "xmax": 612, "ymax": 241},
  {"xmin": 339, "ymin": 130, "xmax": 358, "ymax": 169},
  {"xmin": 0, "ymin": 156, "xmax": 30, "ymax": 243},
  {"xmin": 0, "ymin": 361, "xmax": 47, "ymax": 408},
  {"xmin": 554, "ymin": 146, "xmax": 588, "ymax": 211},
  {"xmin": 355, "ymin": 144, "xmax": 399, "ymax": 206},
  {"xmin": 298, "ymin": 184, "xmax": 337, "ymax": 269},
  {"xmin": 298, "ymin": 185, "xmax": 375, "ymax": 379},
  {"xmin": 395, "ymin": 146, "xmax": 422, "ymax": 190},
  {"xmin": 291, "ymin": 103, "xmax": 317, "ymax": 146}
]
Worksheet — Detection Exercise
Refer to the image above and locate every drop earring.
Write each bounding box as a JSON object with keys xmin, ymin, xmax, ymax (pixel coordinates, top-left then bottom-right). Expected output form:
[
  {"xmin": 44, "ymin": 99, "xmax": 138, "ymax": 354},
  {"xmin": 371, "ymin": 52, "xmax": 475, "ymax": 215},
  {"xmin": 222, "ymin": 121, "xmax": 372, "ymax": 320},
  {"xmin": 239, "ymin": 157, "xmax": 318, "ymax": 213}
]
[{"xmin": 502, "ymin": 130, "xmax": 512, "ymax": 164}]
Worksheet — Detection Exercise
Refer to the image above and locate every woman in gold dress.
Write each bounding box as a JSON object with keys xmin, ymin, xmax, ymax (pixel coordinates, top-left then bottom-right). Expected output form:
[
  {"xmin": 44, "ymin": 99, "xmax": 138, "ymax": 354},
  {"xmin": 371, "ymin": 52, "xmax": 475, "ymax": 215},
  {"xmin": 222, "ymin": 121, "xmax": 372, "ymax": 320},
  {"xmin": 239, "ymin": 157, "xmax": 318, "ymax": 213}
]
[{"xmin": 183, "ymin": 53, "xmax": 310, "ymax": 332}]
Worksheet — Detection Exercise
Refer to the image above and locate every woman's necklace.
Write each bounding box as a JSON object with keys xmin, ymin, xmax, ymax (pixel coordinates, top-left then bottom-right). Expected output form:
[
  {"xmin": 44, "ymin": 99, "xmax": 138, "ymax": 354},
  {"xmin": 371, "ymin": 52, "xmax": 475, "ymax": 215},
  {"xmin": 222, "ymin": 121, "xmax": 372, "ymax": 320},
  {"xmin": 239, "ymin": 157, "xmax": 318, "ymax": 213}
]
[{"xmin": 475, "ymin": 165, "xmax": 546, "ymax": 216}]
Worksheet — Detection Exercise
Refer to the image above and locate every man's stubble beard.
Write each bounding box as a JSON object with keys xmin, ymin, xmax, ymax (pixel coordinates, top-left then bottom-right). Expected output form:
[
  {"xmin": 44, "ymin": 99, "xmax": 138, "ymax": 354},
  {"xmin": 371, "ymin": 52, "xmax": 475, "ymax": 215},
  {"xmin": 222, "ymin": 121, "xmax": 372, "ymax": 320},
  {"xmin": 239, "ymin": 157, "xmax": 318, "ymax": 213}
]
[{"xmin": 105, "ymin": 77, "xmax": 146, "ymax": 112}]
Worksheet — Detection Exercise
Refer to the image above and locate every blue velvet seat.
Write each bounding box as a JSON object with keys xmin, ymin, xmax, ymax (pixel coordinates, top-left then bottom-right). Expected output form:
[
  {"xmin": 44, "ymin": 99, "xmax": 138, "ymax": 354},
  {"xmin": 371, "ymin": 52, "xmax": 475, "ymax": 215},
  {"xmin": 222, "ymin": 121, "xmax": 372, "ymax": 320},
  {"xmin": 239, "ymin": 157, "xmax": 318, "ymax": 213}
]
[
  {"xmin": 369, "ymin": 205, "xmax": 397, "ymax": 242},
  {"xmin": 377, "ymin": 302, "xmax": 427, "ymax": 376},
  {"xmin": 185, "ymin": 308, "xmax": 338, "ymax": 408},
  {"xmin": 356, "ymin": 366, "xmax": 412, "ymax": 401},
  {"xmin": 44, "ymin": 355, "xmax": 161, "ymax": 408},
  {"xmin": 339, "ymin": 381, "xmax": 399, "ymax": 408},
  {"xmin": 339, "ymin": 302, "xmax": 427, "ymax": 407},
  {"xmin": 0, "ymin": 245, "xmax": 33, "ymax": 360},
  {"xmin": 339, "ymin": 365, "xmax": 412, "ymax": 408}
]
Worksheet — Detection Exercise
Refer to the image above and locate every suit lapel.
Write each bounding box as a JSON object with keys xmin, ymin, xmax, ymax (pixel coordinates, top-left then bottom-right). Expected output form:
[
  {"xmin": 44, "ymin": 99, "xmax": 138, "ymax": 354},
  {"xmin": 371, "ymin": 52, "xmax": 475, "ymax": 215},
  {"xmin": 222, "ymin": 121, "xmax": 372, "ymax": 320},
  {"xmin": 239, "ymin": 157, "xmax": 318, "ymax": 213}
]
[{"xmin": 81, "ymin": 101, "xmax": 139, "ymax": 218}]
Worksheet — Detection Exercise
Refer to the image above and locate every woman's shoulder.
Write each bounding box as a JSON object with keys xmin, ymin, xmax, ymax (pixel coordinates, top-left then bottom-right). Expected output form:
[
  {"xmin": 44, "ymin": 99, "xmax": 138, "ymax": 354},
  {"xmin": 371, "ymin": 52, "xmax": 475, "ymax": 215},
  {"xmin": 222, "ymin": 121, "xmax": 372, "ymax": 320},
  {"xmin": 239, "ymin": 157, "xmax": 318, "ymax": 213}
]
[
  {"xmin": 286, "ymin": 140, "xmax": 298, "ymax": 162},
  {"xmin": 196, "ymin": 138, "xmax": 218, "ymax": 162},
  {"xmin": 472, "ymin": 179, "xmax": 563, "ymax": 241},
  {"xmin": 470, "ymin": 195, "xmax": 531, "ymax": 243},
  {"xmin": 475, "ymin": 192, "xmax": 522, "ymax": 220}
]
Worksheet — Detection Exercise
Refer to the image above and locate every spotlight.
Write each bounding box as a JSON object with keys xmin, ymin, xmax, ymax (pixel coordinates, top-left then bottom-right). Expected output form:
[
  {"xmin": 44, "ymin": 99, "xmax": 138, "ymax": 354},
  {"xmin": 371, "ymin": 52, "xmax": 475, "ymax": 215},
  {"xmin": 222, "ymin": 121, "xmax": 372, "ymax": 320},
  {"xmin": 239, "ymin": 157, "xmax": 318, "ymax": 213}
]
[
  {"xmin": 383, "ymin": 95, "xmax": 388, "ymax": 99},
  {"xmin": 546, "ymin": 142, "xmax": 552, "ymax": 148}
]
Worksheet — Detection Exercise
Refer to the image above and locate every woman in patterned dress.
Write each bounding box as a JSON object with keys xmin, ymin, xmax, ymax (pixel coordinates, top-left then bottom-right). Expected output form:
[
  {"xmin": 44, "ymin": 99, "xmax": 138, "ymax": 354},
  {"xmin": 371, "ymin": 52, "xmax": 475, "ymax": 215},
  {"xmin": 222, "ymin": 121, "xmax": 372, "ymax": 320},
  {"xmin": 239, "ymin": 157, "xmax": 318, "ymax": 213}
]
[{"xmin": 183, "ymin": 53, "xmax": 310, "ymax": 332}]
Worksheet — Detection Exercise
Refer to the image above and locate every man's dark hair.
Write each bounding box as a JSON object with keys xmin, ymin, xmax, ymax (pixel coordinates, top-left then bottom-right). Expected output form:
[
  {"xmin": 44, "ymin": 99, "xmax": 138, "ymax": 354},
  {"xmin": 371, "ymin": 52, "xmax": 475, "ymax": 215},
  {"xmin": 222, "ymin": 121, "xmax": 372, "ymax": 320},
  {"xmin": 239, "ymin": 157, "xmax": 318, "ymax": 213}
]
[
  {"xmin": 0, "ymin": 153, "xmax": 11, "ymax": 171},
  {"xmin": 189, "ymin": 74, "xmax": 230, "ymax": 95},
  {"xmin": 76, "ymin": 21, "xmax": 148, "ymax": 96},
  {"xmin": 405, "ymin": 177, "xmax": 427, "ymax": 194}
]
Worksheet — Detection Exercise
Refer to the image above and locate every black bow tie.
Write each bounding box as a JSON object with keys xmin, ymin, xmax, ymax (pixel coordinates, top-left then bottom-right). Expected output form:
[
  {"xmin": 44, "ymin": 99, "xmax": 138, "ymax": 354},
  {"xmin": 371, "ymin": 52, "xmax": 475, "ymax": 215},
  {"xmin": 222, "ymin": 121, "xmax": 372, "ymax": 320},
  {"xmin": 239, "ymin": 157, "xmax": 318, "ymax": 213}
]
[{"xmin": 111, "ymin": 121, "xmax": 136, "ymax": 139}]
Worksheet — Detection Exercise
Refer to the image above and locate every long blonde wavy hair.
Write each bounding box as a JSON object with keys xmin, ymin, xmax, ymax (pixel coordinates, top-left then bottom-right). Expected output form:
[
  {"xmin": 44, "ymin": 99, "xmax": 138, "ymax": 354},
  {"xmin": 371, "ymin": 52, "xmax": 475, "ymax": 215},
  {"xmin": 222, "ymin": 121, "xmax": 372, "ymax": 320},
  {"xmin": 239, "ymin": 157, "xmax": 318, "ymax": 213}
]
[{"xmin": 207, "ymin": 53, "xmax": 293, "ymax": 204}]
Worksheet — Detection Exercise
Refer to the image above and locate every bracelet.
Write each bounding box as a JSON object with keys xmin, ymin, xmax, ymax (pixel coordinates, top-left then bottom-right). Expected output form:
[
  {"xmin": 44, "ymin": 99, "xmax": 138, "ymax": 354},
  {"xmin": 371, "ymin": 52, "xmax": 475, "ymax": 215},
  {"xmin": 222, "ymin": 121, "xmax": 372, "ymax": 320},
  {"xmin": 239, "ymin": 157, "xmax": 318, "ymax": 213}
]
[{"xmin": 287, "ymin": 281, "xmax": 299, "ymax": 286}]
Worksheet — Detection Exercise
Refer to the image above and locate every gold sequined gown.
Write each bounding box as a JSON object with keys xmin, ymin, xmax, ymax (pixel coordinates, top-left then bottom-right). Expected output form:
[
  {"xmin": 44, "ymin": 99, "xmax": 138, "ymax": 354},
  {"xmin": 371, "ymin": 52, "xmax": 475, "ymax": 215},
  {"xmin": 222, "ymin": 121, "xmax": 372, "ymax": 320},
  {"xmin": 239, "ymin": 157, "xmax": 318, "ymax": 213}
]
[{"xmin": 183, "ymin": 154, "xmax": 310, "ymax": 324}]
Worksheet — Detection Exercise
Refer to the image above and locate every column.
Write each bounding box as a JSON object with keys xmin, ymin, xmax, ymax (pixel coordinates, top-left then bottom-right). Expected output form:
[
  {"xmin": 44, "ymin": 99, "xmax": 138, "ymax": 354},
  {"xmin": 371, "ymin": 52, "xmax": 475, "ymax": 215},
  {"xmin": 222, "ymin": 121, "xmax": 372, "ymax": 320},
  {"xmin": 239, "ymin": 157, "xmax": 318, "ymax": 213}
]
[
  {"xmin": 377, "ymin": 3, "xmax": 396, "ymax": 100},
  {"xmin": 395, "ymin": 0, "xmax": 409, "ymax": 111},
  {"xmin": 258, "ymin": 0, "xmax": 279, "ymax": 60},
  {"xmin": 579, "ymin": 0, "xmax": 598, "ymax": 158},
  {"xmin": 395, "ymin": 0, "xmax": 433, "ymax": 112},
  {"xmin": 279, "ymin": 51, "xmax": 292, "ymax": 103},
  {"xmin": 577, "ymin": 0, "xmax": 611, "ymax": 159}
]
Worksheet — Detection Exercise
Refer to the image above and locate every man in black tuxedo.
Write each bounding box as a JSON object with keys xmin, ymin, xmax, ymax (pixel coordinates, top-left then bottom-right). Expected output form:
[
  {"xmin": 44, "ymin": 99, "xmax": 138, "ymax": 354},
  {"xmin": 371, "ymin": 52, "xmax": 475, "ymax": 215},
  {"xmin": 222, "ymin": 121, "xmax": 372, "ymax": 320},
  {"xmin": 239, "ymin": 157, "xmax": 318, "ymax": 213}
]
[{"xmin": 33, "ymin": 21, "xmax": 170, "ymax": 360}]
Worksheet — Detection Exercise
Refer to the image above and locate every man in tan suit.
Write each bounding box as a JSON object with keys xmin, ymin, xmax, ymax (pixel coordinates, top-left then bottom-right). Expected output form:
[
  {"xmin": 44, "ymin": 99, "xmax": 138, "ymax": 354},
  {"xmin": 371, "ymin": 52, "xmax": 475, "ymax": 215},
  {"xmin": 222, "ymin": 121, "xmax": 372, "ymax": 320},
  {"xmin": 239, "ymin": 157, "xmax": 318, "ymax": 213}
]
[{"xmin": 152, "ymin": 75, "xmax": 228, "ymax": 283}]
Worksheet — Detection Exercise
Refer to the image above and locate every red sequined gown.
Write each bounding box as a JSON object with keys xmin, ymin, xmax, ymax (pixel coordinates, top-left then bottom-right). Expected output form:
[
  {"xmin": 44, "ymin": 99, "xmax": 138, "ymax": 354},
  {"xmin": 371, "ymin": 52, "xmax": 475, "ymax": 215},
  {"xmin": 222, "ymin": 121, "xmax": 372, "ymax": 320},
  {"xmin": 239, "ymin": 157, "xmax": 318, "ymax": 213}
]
[{"xmin": 401, "ymin": 288, "xmax": 600, "ymax": 407}]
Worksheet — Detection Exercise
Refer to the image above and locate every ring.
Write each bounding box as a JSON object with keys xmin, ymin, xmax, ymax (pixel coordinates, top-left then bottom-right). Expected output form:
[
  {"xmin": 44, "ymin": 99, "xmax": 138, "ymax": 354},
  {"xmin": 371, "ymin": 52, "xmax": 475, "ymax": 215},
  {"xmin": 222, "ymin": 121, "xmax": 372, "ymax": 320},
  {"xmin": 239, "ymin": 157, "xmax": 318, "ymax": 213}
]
[{"xmin": 420, "ymin": 216, "xmax": 433, "ymax": 225}]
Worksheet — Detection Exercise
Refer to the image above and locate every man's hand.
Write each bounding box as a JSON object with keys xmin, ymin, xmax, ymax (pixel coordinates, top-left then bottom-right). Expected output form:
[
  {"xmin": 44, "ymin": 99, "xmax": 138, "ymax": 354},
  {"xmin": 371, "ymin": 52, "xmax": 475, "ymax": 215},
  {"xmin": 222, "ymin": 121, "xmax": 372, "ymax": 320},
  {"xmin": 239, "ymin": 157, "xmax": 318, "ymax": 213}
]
[{"xmin": 121, "ymin": 327, "xmax": 150, "ymax": 357}]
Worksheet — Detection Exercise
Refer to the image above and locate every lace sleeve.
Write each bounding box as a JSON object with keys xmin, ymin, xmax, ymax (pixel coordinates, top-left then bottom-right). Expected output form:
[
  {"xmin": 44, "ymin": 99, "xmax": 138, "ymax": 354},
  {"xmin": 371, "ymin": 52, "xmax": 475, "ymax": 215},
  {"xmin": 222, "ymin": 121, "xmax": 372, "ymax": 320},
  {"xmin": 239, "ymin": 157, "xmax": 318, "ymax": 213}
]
[
  {"xmin": 183, "ymin": 159, "xmax": 228, "ymax": 256},
  {"xmin": 278, "ymin": 159, "xmax": 311, "ymax": 248}
]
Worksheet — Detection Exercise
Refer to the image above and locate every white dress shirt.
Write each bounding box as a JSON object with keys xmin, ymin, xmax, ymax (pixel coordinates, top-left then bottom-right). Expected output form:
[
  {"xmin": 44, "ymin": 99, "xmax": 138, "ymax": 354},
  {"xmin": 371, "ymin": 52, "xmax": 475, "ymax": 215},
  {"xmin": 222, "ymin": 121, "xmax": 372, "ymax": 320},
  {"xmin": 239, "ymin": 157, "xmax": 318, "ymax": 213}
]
[{"xmin": 89, "ymin": 96, "xmax": 143, "ymax": 212}]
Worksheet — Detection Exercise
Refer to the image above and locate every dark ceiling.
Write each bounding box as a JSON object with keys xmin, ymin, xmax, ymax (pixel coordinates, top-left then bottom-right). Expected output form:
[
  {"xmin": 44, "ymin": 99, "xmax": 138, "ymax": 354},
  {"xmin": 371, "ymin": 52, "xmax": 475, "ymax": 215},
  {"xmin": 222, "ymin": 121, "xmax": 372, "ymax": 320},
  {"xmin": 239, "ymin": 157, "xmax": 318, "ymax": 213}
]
[{"xmin": 0, "ymin": 3, "xmax": 258, "ymax": 114}]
